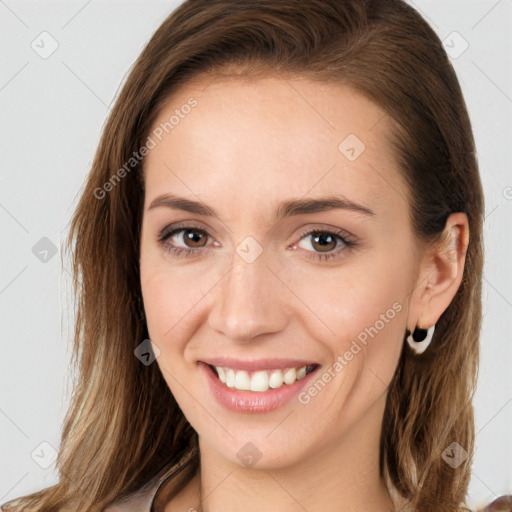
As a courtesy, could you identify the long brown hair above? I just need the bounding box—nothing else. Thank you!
[2,1,484,511]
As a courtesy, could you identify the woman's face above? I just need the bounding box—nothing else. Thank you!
[140,75,421,469]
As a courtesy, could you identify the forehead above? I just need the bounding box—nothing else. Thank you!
[143,75,409,221]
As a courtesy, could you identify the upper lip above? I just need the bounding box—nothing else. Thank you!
[199,357,318,371]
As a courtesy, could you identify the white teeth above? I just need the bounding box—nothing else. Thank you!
[226,368,236,388]
[213,365,311,392]
[217,366,226,383]
[296,366,306,380]
[269,370,284,389]
[251,371,269,392]
[283,368,296,385]
[234,370,251,391]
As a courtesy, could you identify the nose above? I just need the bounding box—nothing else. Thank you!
[207,250,288,343]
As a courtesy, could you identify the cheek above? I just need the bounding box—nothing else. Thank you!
[140,227,193,342]
[140,254,219,361]
[282,251,408,378]
[141,267,190,341]
[141,276,178,340]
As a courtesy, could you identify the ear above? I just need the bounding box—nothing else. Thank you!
[407,212,470,331]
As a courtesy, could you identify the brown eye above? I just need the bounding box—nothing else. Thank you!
[158,226,211,257]
[180,229,208,248]
[298,230,341,253]
[292,227,355,263]
[309,232,337,253]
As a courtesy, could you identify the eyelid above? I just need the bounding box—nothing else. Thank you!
[158,221,210,240]
[290,225,357,262]
[293,224,358,245]
[157,223,213,254]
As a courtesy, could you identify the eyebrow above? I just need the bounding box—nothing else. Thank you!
[147,193,375,221]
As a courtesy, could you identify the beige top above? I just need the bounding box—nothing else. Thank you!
[104,445,512,512]
[104,470,168,512]
[105,448,197,512]
[104,475,512,512]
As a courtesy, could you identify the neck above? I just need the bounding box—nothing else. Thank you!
[195,393,395,512]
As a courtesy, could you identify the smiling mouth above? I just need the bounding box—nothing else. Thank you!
[208,363,319,392]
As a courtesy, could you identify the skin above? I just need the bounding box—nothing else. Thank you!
[139,74,469,512]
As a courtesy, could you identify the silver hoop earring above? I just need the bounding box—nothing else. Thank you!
[406,325,435,354]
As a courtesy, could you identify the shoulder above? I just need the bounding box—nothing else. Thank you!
[477,495,512,511]
[104,476,162,512]
[108,446,199,512]
[104,490,155,512]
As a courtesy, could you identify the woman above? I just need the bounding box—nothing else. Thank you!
[2,0,509,511]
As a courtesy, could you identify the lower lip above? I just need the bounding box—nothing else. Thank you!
[198,362,319,414]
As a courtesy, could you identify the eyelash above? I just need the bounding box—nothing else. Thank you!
[157,224,356,262]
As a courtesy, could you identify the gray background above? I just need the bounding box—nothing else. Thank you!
[0,0,511,509]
